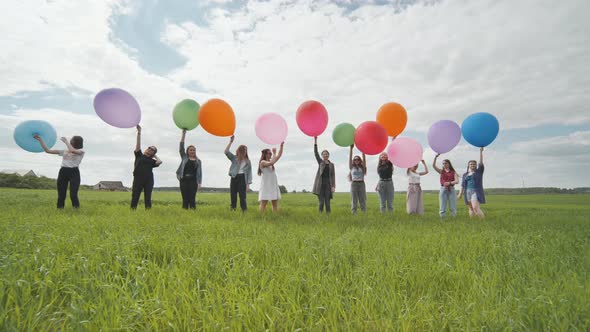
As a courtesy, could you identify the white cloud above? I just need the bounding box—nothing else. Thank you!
[164,0,590,131]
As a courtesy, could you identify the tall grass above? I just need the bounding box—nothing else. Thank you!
[1,188,589,330]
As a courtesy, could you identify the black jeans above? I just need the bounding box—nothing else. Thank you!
[180,177,197,209]
[230,174,247,211]
[131,175,154,209]
[57,167,80,208]
[318,181,332,214]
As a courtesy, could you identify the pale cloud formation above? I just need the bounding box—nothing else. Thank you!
[0,0,589,193]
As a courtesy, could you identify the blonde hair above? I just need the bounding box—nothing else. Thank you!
[236,145,249,162]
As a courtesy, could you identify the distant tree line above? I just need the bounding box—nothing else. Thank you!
[0,173,95,190]
[2,173,587,195]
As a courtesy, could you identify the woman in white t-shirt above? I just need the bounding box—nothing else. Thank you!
[406,160,428,215]
[34,135,85,208]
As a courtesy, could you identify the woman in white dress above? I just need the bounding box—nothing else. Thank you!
[257,142,284,212]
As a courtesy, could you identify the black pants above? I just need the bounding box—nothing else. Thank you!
[230,174,247,211]
[131,175,154,209]
[180,177,197,209]
[57,167,80,209]
[318,181,332,214]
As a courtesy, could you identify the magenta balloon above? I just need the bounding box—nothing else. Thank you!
[93,88,141,128]
[255,113,288,145]
[354,121,388,155]
[296,100,328,136]
[427,120,461,154]
[387,137,423,168]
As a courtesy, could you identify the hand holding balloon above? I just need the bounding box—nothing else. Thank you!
[14,120,57,153]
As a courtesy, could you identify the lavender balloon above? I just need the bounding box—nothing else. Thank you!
[427,120,461,154]
[93,88,141,128]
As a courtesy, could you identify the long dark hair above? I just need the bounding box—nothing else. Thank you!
[352,155,364,170]
[443,159,456,173]
[257,149,273,176]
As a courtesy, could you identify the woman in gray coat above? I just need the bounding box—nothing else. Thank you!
[313,136,335,214]
[177,129,202,209]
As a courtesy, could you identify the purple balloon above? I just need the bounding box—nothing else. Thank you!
[93,88,141,128]
[427,120,461,154]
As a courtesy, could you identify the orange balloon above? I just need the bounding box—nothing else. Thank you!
[198,98,236,137]
[376,102,407,137]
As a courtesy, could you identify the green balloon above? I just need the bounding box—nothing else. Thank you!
[332,122,356,147]
[173,99,200,130]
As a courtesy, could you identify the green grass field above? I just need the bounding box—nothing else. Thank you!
[1,188,589,331]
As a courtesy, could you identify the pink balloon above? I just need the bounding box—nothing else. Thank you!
[387,137,423,168]
[255,113,288,145]
[296,100,328,136]
[354,121,388,155]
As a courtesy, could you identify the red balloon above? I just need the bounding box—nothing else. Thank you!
[296,100,328,137]
[354,121,388,155]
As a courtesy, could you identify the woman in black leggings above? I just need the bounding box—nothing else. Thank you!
[176,129,202,209]
[34,135,85,208]
[131,125,162,209]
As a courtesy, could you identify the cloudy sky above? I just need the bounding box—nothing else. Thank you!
[1,0,589,191]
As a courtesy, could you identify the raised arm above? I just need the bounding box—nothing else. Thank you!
[272,142,284,164]
[224,135,234,154]
[418,159,429,176]
[362,153,367,175]
[314,137,321,164]
[33,135,60,154]
[135,125,141,152]
[60,137,83,155]
[432,154,442,174]
[179,129,186,157]
[261,142,285,167]
[479,147,484,166]
[348,145,353,169]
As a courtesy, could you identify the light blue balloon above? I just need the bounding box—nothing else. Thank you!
[461,112,499,147]
[13,120,57,153]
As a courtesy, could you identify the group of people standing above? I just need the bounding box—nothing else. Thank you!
[313,139,487,218]
[33,127,487,218]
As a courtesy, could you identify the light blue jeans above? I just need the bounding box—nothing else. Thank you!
[439,186,457,217]
[378,180,394,213]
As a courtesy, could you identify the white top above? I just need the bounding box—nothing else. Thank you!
[258,166,281,201]
[408,171,420,184]
[238,161,246,174]
[58,150,84,168]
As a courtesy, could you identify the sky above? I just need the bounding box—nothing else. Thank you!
[1,0,589,192]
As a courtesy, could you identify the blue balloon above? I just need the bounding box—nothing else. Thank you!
[461,112,499,147]
[13,120,57,153]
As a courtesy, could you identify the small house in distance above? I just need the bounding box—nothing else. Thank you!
[93,181,127,191]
